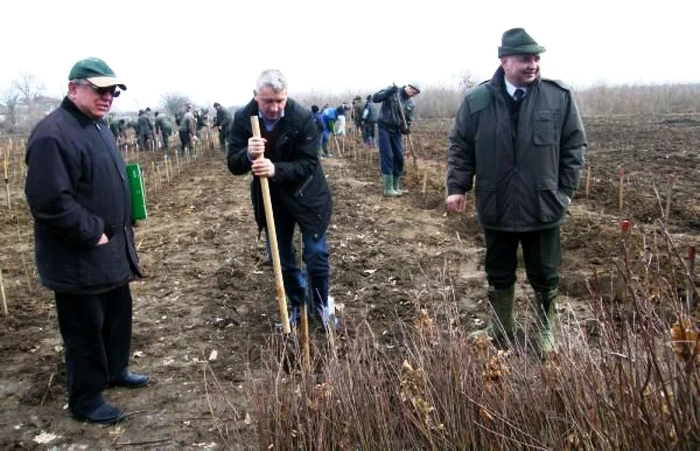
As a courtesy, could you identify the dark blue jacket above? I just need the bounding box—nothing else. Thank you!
[372,85,416,132]
[25,97,142,294]
[227,98,332,238]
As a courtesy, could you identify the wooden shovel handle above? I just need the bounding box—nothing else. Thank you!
[250,117,290,334]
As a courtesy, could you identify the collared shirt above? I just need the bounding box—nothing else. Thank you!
[504,78,528,100]
[258,110,284,132]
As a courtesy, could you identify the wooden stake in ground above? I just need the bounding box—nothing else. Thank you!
[585,162,591,198]
[665,173,677,221]
[0,268,7,316]
[618,167,625,211]
[615,219,631,302]
[687,245,696,311]
[164,155,170,183]
[251,116,290,334]
[4,147,10,210]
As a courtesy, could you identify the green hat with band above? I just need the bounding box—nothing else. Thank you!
[68,57,126,90]
[498,28,546,58]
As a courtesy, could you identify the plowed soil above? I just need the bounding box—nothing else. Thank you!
[1,113,699,449]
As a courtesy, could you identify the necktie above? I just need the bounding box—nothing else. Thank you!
[514,88,524,103]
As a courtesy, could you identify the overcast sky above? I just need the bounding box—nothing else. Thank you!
[2,0,697,112]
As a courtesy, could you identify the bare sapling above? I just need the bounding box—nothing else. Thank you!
[0,268,7,316]
[687,245,696,311]
[297,232,311,373]
[422,169,428,196]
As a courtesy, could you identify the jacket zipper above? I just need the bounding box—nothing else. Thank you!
[298,174,313,197]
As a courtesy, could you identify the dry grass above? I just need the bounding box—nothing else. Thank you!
[248,229,699,450]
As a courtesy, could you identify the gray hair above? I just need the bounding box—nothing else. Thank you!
[256,69,287,92]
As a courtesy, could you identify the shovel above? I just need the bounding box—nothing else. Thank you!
[395,88,419,172]
[250,117,311,372]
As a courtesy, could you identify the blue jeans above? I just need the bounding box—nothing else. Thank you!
[377,126,404,176]
[270,206,330,310]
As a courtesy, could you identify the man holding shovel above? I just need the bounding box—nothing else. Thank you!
[227,69,335,329]
[372,82,420,197]
[446,28,587,356]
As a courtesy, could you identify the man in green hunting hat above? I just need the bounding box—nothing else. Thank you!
[446,28,587,357]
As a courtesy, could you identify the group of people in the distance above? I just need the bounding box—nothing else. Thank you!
[105,101,233,158]
[23,27,585,424]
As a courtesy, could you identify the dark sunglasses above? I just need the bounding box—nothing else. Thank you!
[84,82,121,98]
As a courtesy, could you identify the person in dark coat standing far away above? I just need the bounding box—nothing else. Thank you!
[227,69,335,330]
[446,28,587,357]
[371,82,420,197]
[24,57,149,425]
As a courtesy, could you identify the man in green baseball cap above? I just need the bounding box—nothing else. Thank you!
[25,57,148,425]
[447,28,587,358]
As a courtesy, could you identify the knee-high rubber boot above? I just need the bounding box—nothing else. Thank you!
[468,285,515,341]
[535,289,558,357]
[383,174,399,197]
[392,176,403,196]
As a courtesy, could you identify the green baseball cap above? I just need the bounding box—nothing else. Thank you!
[498,28,546,58]
[68,57,126,90]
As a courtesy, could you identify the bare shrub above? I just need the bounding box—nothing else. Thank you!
[250,237,699,449]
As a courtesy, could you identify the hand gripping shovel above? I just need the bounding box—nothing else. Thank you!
[250,117,311,372]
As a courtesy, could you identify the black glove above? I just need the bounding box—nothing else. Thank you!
[401,126,410,135]
[388,85,399,96]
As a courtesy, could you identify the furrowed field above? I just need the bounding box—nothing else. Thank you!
[0,108,699,449]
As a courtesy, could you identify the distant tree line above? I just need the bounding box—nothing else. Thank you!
[2,70,698,136]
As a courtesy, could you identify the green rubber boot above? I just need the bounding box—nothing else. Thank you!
[392,175,403,196]
[468,285,515,342]
[382,174,400,197]
[535,289,558,358]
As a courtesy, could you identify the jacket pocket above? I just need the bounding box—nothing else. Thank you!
[476,180,499,224]
[537,177,566,223]
[533,111,556,146]
[79,234,130,286]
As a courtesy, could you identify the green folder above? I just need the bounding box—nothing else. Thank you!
[126,163,147,220]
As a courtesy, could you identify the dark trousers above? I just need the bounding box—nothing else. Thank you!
[138,134,153,151]
[55,285,133,415]
[484,227,561,292]
[363,122,376,147]
[377,126,404,176]
[218,128,228,151]
[161,130,171,151]
[179,130,192,155]
[270,204,330,311]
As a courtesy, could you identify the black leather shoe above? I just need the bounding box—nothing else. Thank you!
[110,371,150,388]
[72,402,124,424]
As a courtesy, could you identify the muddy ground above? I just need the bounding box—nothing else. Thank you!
[1,114,699,449]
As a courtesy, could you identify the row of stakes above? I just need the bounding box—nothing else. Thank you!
[0,129,218,317]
